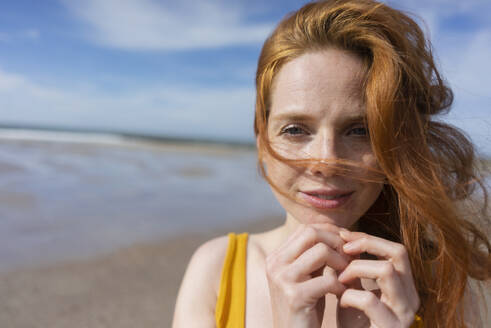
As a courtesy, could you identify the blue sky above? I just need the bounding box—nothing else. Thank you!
[0,0,490,155]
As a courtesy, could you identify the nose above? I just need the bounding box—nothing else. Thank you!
[306,133,341,177]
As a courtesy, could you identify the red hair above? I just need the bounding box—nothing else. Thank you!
[254,1,490,327]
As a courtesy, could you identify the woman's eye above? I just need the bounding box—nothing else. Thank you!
[281,125,307,136]
[348,126,368,136]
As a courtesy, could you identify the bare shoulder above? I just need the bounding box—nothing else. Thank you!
[187,235,230,278]
[172,235,230,328]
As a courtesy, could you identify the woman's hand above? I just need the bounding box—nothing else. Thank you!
[265,224,349,328]
[336,230,420,328]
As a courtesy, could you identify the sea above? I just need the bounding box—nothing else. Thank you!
[0,128,283,272]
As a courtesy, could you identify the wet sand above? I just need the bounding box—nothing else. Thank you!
[0,138,283,272]
[0,216,284,328]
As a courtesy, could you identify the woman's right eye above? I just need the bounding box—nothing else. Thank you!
[280,125,308,136]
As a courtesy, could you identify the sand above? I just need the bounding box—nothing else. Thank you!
[0,216,284,328]
[3,218,488,328]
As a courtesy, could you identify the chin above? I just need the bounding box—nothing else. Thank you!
[289,207,360,229]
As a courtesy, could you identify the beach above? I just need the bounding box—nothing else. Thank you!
[0,134,284,327]
[0,133,489,327]
[0,217,283,328]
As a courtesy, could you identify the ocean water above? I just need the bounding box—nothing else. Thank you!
[0,133,283,271]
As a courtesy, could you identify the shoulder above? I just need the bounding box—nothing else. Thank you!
[178,234,231,296]
[172,235,230,328]
[189,235,231,277]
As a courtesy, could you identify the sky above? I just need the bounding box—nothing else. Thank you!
[0,0,490,155]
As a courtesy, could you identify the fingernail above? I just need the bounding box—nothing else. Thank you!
[339,230,350,239]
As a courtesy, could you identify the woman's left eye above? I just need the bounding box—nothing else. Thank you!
[348,126,368,136]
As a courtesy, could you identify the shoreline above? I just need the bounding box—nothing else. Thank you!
[0,126,256,153]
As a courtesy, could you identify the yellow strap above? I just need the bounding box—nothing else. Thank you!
[411,314,423,328]
[215,233,248,328]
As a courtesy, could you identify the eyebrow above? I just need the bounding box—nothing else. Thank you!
[269,113,315,123]
[269,112,367,127]
[343,114,367,124]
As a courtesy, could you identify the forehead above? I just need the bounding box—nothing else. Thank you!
[269,49,366,118]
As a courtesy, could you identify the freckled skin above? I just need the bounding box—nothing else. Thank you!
[264,49,384,229]
[174,48,421,328]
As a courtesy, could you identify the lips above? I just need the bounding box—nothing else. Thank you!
[300,189,354,209]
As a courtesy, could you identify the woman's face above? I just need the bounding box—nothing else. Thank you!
[263,49,383,229]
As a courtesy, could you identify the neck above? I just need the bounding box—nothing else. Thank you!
[283,212,302,236]
[283,212,360,233]
[257,213,301,256]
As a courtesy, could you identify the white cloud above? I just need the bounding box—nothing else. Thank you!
[61,0,274,51]
[384,0,491,155]
[389,0,490,15]
[440,30,491,155]
[387,0,491,37]
[0,68,256,141]
[0,70,24,89]
[444,30,491,97]
[0,69,63,99]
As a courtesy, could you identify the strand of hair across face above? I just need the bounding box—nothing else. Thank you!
[254,1,490,327]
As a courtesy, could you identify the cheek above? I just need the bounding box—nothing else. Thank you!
[269,139,303,159]
[352,153,384,206]
[264,156,301,189]
[356,152,383,182]
[361,152,379,167]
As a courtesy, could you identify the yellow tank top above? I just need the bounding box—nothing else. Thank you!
[215,233,423,328]
[215,233,248,328]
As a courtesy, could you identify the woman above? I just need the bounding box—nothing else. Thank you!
[173,1,490,327]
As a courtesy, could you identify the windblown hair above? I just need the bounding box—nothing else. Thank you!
[253,1,490,327]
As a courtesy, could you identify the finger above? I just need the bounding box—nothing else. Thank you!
[270,224,307,258]
[340,232,412,280]
[338,260,414,316]
[340,231,419,310]
[310,223,351,256]
[298,270,346,299]
[290,242,349,279]
[339,289,397,328]
[340,231,409,268]
[278,226,346,264]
